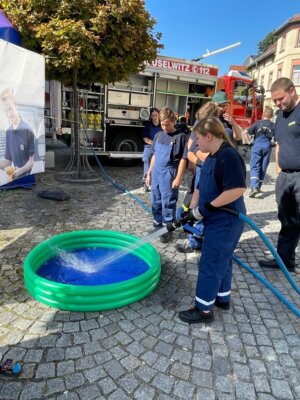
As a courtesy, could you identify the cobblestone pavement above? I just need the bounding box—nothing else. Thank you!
[0,142,299,400]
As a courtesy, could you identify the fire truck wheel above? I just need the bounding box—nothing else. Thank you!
[111,133,143,153]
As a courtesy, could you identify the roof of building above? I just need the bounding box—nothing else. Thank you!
[275,13,300,34]
[244,13,300,69]
[246,43,276,68]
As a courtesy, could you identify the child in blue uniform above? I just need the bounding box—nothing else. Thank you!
[146,107,187,243]
[179,117,246,323]
[142,108,161,192]
[244,106,275,197]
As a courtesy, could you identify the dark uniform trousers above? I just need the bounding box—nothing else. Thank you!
[275,170,300,269]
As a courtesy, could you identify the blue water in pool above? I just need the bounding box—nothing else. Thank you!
[37,247,149,286]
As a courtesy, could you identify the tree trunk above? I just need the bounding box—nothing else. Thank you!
[56,69,101,183]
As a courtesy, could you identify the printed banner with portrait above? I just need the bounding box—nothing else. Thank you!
[0,39,45,186]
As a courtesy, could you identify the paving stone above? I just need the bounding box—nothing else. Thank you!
[98,377,117,395]
[35,362,56,379]
[135,364,157,383]
[151,372,175,394]
[65,372,86,390]
[46,347,65,362]
[65,346,83,360]
[103,359,126,379]
[78,384,102,400]
[117,373,140,394]
[133,384,156,400]
[253,375,271,393]
[172,348,192,364]
[0,382,23,399]
[57,360,75,376]
[170,362,191,380]
[154,341,174,357]
[20,382,46,400]
[214,375,234,393]
[191,369,213,388]
[24,349,44,363]
[270,379,294,399]
[120,354,142,371]
[235,382,256,399]
[44,378,65,396]
[232,362,251,381]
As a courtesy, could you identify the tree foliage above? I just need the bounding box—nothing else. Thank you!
[1,0,163,83]
[257,30,277,55]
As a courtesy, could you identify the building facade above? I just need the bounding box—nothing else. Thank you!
[246,14,300,107]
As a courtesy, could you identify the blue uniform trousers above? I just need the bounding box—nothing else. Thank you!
[250,139,272,190]
[195,213,244,311]
[187,165,204,249]
[195,154,245,311]
[151,141,178,226]
[142,145,152,183]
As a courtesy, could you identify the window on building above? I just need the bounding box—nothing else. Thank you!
[297,30,300,47]
[260,75,264,87]
[277,68,282,79]
[292,65,300,85]
[280,35,286,51]
[267,72,273,90]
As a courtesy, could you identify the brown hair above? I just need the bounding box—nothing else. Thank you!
[194,117,235,147]
[0,88,15,103]
[263,106,274,119]
[195,102,219,121]
[159,107,176,123]
[270,77,295,93]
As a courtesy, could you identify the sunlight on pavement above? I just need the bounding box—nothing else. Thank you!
[0,227,32,252]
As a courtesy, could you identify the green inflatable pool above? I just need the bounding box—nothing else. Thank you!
[24,230,161,311]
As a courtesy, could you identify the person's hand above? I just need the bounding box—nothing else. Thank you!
[223,113,235,125]
[145,173,151,187]
[172,177,180,189]
[12,167,22,179]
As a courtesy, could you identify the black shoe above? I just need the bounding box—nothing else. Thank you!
[160,231,172,243]
[259,259,296,272]
[175,243,198,253]
[249,188,259,198]
[178,307,214,324]
[214,298,230,310]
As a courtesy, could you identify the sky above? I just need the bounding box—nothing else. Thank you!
[145,0,300,75]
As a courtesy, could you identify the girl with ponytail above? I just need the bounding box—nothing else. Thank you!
[178,117,247,324]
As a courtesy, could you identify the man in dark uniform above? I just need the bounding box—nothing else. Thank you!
[259,78,300,272]
[0,88,35,179]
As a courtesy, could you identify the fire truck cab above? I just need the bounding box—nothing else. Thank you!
[216,70,264,129]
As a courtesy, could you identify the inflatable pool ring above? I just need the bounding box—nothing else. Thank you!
[24,230,161,311]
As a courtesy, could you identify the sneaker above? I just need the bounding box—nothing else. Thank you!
[258,258,296,272]
[160,231,172,243]
[249,188,259,198]
[179,307,214,324]
[175,243,199,253]
[214,298,230,310]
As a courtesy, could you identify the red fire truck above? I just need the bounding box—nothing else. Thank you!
[216,70,264,130]
[57,56,263,159]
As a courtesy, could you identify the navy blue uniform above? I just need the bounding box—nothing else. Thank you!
[5,119,35,170]
[151,130,187,225]
[142,121,161,183]
[195,142,246,310]
[248,119,275,191]
[273,102,300,270]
